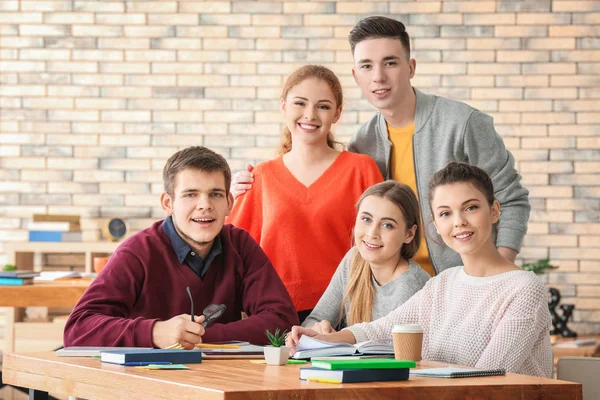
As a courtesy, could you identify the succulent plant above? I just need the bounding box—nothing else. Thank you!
[265,328,287,347]
[2,264,16,271]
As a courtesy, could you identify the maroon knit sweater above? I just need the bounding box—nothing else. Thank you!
[64,221,298,346]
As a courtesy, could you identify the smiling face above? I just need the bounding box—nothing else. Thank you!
[431,182,500,258]
[160,168,233,258]
[352,38,415,115]
[354,195,417,268]
[280,77,342,148]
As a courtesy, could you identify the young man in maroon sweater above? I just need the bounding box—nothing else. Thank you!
[64,146,298,348]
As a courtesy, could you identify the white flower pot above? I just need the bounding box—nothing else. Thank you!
[263,346,290,365]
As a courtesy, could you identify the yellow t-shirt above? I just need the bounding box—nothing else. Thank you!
[388,122,435,276]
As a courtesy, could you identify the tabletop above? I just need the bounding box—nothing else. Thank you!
[2,352,582,400]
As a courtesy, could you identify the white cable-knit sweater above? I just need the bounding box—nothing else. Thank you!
[346,267,553,377]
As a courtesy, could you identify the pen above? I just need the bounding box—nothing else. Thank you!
[195,344,241,349]
[121,361,171,366]
[306,377,342,384]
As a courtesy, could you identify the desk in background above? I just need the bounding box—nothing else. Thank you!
[2,352,582,400]
[0,283,90,354]
[553,335,600,366]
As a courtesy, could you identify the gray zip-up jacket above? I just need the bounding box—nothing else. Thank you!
[348,88,530,274]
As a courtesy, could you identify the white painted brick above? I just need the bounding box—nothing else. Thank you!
[47,61,97,73]
[98,38,149,49]
[73,195,124,206]
[44,12,93,24]
[72,122,122,134]
[0,134,45,145]
[0,12,42,24]
[76,98,127,110]
[100,87,152,98]
[47,134,97,146]
[0,85,45,96]
[47,157,98,169]
[48,110,99,121]
[19,49,70,60]
[125,171,162,183]
[73,1,124,12]
[72,74,123,86]
[73,170,124,182]
[153,111,204,123]
[100,183,151,194]
[177,75,228,87]
[99,134,151,146]
[126,50,176,62]
[176,123,227,135]
[125,147,178,158]
[74,146,126,158]
[128,75,176,86]
[96,13,145,25]
[125,123,175,135]
[20,24,70,36]
[0,181,46,193]
[101,111,151,122]
[0,61,45,72]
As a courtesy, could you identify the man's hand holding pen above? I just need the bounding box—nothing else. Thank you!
[151,314,206,350]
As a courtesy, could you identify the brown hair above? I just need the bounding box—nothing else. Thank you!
[348,16,411,59]
[278,64,343,155]
[341,180,421,326]
[162,146,231,197]
[428,162,495,214]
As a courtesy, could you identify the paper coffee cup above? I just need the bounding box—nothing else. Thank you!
[392,324,423,361]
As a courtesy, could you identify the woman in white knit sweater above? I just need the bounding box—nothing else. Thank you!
[287,162,553,378]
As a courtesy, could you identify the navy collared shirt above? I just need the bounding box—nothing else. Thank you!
[162,216,222,279]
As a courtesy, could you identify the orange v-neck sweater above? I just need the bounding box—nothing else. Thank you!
[227,151,383,311]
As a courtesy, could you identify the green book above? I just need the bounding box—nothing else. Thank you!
[311,358,416,370]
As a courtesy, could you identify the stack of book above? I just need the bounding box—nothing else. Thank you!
[0,270,39,286]
[300,358,416,384]
[28,214,82,242]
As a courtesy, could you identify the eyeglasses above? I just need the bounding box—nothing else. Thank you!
[186,286,227,327]
[167,288,228,350]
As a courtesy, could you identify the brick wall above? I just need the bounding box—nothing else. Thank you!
[0,0,598,334]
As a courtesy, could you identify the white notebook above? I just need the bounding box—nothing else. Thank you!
[292,336,394,359]
[57,347,152,357]
[410,367,506,378]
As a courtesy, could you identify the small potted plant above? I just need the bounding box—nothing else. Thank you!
[263,328,290,365]
[521,259,558,275]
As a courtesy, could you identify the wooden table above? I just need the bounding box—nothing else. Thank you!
[2,352,582,400]
[0,283,90,353]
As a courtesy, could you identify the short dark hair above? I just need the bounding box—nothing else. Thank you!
[428,162,495,212]
[348,16,411,59]
[162,146,231,197]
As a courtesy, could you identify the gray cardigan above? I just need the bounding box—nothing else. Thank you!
[302,247,430,329]
[348,88,530,274]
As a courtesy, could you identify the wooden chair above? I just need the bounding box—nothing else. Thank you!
[557,356,600,400]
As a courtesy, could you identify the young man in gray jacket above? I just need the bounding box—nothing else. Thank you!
[232,16,529,276]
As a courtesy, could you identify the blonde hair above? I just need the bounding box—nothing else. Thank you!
[278,65,343,155]
[340,181,421,326]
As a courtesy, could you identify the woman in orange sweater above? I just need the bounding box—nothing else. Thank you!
[227,65,383,322]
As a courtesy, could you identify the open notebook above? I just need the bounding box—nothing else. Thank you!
[292,336,394,359]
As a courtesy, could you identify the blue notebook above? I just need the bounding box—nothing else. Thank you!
[300,367,410,383]
[0,277,33,286]
[100,349,202,365]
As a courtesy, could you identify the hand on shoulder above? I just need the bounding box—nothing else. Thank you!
[231,164,254,198]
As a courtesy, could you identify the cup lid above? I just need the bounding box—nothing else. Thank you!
[392,324,423,333]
